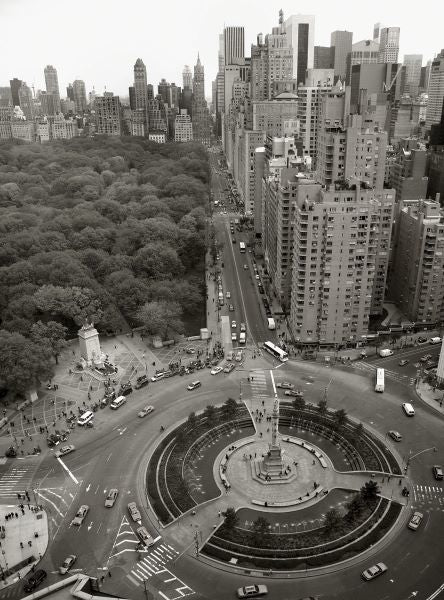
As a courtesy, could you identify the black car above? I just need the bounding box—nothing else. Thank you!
[5,446,17,458]
[24,569,47,592]
[134,375,149,389]
[119,382,133,396]
[46,434,60,447]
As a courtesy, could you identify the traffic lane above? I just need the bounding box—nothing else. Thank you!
[366,345,440,374]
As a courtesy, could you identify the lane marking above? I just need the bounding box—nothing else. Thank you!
[56,458,79,484]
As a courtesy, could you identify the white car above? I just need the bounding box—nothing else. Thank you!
[54,444,75,458]
[71,505,89,526]
[211,366,223,375]
[243,264,248,270]
[361,562,388,581]
[128,502,141,522]
[105,488,119,507]
[138,405,155,418]
[150,373,165,382]
[237,585,268,598]
[408,511,423,531]
[276,382,294,389]
[59,554,77,575]
[255,274,260,280]
[240,323,246,332]
[231,321,237,329]
[226,291,231,299]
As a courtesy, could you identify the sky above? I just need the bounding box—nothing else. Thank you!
[0,0,443,99]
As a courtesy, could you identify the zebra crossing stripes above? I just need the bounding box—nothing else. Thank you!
[0,465,35,498]
[412,484,444,509]
[353,362,415,385]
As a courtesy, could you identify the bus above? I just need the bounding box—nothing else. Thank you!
[239,242,246,253]
[263,341,288,362]
[375,368,385,392]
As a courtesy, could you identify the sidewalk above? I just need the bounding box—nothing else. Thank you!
[0,504,48,590]
[416,380,444,415]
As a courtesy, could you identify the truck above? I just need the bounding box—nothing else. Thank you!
[379,348,394,358]
[267,317,276,330]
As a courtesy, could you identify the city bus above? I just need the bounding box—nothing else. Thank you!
[239,242,246,253]
[263,341,288,362]
[375,368,385,392]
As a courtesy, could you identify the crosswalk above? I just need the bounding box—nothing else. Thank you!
[248,369,269,399]
[0,463,36,499]
[353,361,416,385]
[412,484,444,510]
[128,543,180,582]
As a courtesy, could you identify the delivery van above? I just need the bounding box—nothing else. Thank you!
[379,348,394,358]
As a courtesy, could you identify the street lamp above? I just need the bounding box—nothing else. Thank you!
[405,446,438,472]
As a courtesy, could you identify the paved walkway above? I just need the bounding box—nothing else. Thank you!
[0,504,48,590]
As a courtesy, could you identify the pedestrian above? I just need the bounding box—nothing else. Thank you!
[108,571,112,578]
[15,512,18,518]
[218,510,221,517]
[101,575,105,583]
[398,479,402,486]
[312,459,315,465]
[262,400,265,406]
[28,540,32,547]
[20,542,24,548]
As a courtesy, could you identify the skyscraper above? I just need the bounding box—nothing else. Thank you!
[158,79,171,106]
[223,26,245,65]
[95,92,121,136]
[284,14,315,84]
[44,65,61,112]
[426,50,444,129]
[192,55,211,146]
[66,84,74,101]
[72,80,87,113]
[403,55,423,96]
[378,27,400,63]
[133,58,148,111]
[18,82,34,120]
[182,65,192,90]
[9,78,22,107]
[331,30,353,80]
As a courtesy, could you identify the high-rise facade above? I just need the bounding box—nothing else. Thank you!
[289,184,394,345]
[18,82,34,120]
[191,55,211,146]
[95,92,121,136]
[223,27,245,65]
[174,109,193,142]
[378,27,400,63]
[347,39,380,82]
[72,80,87,113]
[330,30,353,80]
[389,201,444,324]
[158,79,171,106]
[314,46,334,70]
[284,14,315,84]
[182,65,192,90]
[426,50,444,129]
[389,139,428,201]
[9,78,22,107]
[403,55,422,97]
[133,59,148,111]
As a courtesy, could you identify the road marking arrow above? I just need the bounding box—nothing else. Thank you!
[87,521,93,531]
[86,484,91,492]
[119,427,127,435]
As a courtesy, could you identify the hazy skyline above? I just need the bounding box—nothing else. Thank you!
[1,0,443,99]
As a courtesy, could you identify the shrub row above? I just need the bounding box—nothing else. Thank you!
[146,432,176,525]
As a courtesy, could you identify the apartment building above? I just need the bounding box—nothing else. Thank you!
[289,182,395,346]
[95,92,121,136]
[174,109,193,142]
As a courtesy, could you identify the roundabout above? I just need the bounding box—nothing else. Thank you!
[145,381,406,573]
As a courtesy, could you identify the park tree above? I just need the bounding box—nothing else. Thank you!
[222,398,238,420]
[292,396,306,411]
[30,320,68,364]
[317,397,328,416]
[252,516,270,544]
[134,243,184,279]
[352,422,364,441]
[34,285,103,325]
[223,507,238,530]
[136,301,184,339]
[323,508,342,533]
[203,405,217,426]
[333,408,348,429]
[0,330,54,394]
[345,494,364,522]
[360,480,380,504]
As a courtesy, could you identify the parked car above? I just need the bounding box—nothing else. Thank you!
[150,372,165,382]
[231,321,237,328]
[276,382,294,389]
[55,444,75,458]
[138,405,155,417]
[417,336,428,344]
[134,375,149,389]
[229,304,235,312]
[361,562,388,581]
[388,430,402,442]
[128,501,141,522]
[224,363,235,373]
[432,465,443,480]
[105,488,119,508]
[398,359,409,366]
[284,390,304,398]
[59,554,77,575]
[71,505,89,526]
[237,585,268,599]
[23,569,47,592]
[408,511,423,531]
[226,291,231,299]
[420,354,432,362]
[240,323,246,332]
[47,433,61,447]
[243,264,248,270]
[231,332,237,342]
[211,366,223,375]
[186,347,195,354]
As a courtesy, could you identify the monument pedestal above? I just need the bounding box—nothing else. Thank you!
[78,322,106,368]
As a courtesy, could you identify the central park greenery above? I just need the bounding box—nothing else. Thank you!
[0,137,209,396]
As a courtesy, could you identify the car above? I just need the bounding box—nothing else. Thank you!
[226,291,231,299]
[59,554,77,575]
[432,465,444,480]
[23,569,47,592]
[276,382,294,389]
[128,501,141,522]
[150,372,165,382]
[237,584,268,598]
[240,323,246,332]
[211,366,223,375]
[138,405,155,418]
[229,304,235,311]
[105,488,119,507]
[136,526,157,547]
[361,562,388,581]
[71,505,89,526]
[47,433,61,447]
[408,511,424,531]
[186,347,195,354]
[232,238,236,244]
[402,402,415,416]
[388,430,402,442]
[420,354,432,362]
[5,446,17,458]
[255,274,260,280]
[284,390,304,398]
[398,359,409,366]
[243,264,248,270]
[226,351,234,361]
[417,336,428,344]
[134,375,149,389]
[54,444,75,458]
[231,321,237,328]
[231,332,237,342]
[235,350,243,362]
[224,362,235,373]
[187,380,201,390]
